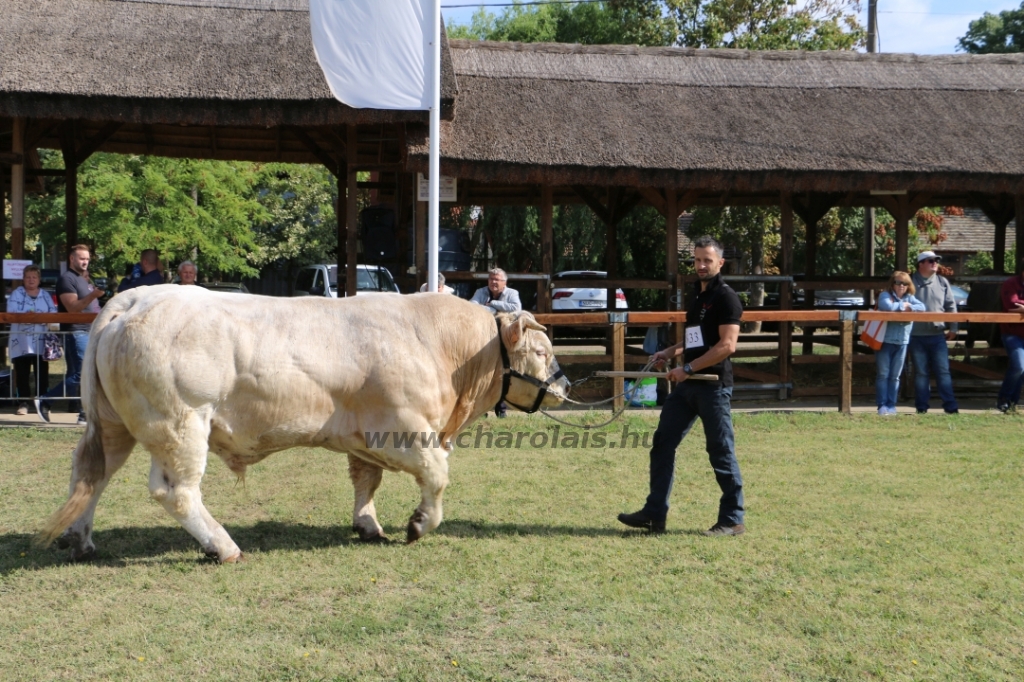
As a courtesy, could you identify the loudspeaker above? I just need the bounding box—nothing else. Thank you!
[361,206,397,260]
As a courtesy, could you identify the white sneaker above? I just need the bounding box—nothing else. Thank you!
[76,414,87,426]
[15,403,28,416]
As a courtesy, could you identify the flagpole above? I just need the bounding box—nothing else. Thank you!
[427,0,441,294]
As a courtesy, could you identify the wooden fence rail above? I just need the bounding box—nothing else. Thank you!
[3,310,1022,414]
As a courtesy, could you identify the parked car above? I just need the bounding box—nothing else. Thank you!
[794,288,865,308]
[294,264,400,297]
[949,284,968,310]
[551,271,627,311]
[200,282,250,294]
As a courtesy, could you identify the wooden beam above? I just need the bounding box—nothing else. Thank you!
[1016,194,1024,274]
[76,122,123,163]
[610,189,643,225]
[665,189,678,312]
[571,186,611,225]
[289,126,341,178]
[637,186,666,216]
[612,320,625,411]
[0,152,23,165]
[839,319,854,413]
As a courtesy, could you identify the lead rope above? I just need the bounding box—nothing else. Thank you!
[536,359,658,430]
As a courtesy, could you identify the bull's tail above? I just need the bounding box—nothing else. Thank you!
[35,310,112,546]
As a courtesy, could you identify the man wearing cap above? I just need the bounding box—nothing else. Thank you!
[909,251,959,414]
[995,257,1024,412]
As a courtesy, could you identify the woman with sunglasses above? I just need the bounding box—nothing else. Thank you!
[875,272,926,415]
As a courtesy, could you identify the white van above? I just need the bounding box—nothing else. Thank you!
[294,264,400,297]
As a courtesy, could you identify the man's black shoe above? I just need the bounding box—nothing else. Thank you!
[617,510,665,533]
[916,408,928,414]
[944,409,960,415]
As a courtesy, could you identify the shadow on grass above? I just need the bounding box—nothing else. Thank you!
[0,517,698,573]
[433,518,700,539]
[0,521,382,574]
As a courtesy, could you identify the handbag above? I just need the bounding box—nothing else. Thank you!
[42,333,64,362]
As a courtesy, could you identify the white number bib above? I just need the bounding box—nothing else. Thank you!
[684,325,704,350]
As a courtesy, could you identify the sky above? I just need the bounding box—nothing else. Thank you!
[440,0,1021,54]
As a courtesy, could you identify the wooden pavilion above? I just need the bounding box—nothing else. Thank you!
[3,0,1024,398]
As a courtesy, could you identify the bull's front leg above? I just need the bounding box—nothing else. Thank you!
[407,448,449,544]
[347,454,387,542]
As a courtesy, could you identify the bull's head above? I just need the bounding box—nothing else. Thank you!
[497,312,570,412]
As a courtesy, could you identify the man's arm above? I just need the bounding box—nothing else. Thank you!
[59,289,103,313]
[943,280,959,336]
[490,288,522,313]
[469,288,489,306]
[667,324,739,382]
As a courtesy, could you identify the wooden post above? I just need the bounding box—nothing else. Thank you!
[779,193,793,399]
[839,317,854,414]
[540,185,554,314]
[61,123,79,256]
[894,197,910,273]
[605,188,619,313]
[802,212,817,355]
[665,189,678,309]
[995,219,1008,274]
[612,319,625,412]
[345,125,359,297]
[1016,195,1024,272]
[10,118,25,260]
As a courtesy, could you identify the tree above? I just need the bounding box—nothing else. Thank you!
[26,151,268,280]
[449,1,865,309]
[959,2,1024,53]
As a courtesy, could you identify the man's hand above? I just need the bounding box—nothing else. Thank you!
[650,349,673,368]
[667,366,689,382]
[945,330,957,341]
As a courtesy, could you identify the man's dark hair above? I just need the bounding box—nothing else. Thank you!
[693,235,724,258]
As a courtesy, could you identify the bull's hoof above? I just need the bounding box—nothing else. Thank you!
[220,552,244,564]
[69,547,96,562]
[56,531,77,550]
[406,510,426,544]
[358,532,391,544]
[204,549,244,564]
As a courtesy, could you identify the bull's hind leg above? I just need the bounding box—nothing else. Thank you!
[406,447,450,544]
[145,414,242,563]
[60,422,137,561]
[348,454,387,542]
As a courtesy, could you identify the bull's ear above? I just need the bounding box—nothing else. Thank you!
[522,314,546,333]
[501,315,525,348]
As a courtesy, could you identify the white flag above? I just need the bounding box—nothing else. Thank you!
[309,0,432,111]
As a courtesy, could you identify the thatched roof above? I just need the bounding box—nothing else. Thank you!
[408,40,1024,194]
[926,208,1016,255]
[0,0,457,127]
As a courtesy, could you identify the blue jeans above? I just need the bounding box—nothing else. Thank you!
[908,334,958,412]
[42,331,89,414]
[875,342,908,410]
[998,334,1024,406]
[643,381,744,526]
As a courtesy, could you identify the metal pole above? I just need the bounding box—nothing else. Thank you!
[427,0,441,294]
[867,0,878,53]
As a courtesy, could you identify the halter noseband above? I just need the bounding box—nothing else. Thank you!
[496,316,566,414]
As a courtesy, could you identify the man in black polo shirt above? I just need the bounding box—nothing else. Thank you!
[618,235,746,536]
[36,244,107,425]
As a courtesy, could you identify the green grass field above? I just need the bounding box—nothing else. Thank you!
[2,412,1023,681]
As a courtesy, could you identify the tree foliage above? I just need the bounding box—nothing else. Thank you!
[959,2,1024,53]
[450,0,864,50]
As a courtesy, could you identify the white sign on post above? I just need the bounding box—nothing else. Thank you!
[417,173,457,202]
[2,259,33,280]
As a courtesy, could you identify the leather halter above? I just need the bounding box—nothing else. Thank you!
[496,316,566,414]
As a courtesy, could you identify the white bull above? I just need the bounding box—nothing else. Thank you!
[38,286,568,562]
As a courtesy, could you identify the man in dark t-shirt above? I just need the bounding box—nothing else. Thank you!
[618,235,746,537]
[117,249,163,291]
[37,244,106,425]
